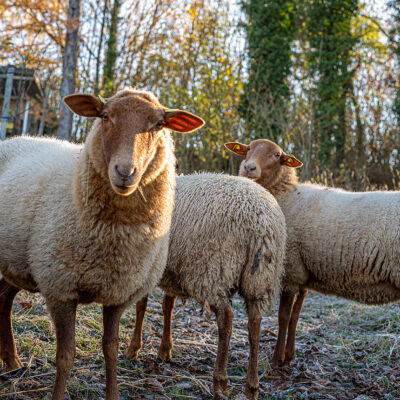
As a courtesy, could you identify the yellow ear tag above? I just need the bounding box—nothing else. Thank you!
[288,157,293,163]
[233,144,241,150]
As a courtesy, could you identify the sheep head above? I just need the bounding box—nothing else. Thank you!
[64,90,204,196]
[225,139,302,186]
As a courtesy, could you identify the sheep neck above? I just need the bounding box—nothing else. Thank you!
[257,166,298,203]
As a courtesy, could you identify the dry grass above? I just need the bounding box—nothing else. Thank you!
[0,289,399,399]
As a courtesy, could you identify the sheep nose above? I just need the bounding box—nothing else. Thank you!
[245,162,256,172]
[116,165,136,179]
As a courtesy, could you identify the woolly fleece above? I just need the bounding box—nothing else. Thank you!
[159,173,287,313]
[248,166,400,304]
[0,90,176,307]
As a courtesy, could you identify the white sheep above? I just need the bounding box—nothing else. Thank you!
[0,88,204,400]
[226,139,400,368]
[125,172,286,400]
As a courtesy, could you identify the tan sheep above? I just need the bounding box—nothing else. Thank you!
[226,139,400,368]
[125,173,286,400]
[0,88,204,400]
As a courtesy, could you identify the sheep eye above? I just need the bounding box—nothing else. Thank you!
[151,121,164,132]
[247,146,250,151]
[102,113,108,121]
[275,152,280,158]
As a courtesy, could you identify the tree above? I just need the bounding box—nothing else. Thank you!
[152,1,244,174]
[103,0,120,96]
[306,0,359,173]
[240,0,298,141]
[389,0,400,134]
[57,0,81,140]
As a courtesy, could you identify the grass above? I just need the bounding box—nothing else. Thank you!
[0,289,399,399]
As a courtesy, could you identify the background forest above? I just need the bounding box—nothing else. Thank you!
[1,0,399,189]
[1,3,400,399]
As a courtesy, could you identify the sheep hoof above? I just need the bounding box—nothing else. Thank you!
[1,362,24,377]
[124,347,140,361]
[5,359,24,372]
[284,350,295,363]
[269,355,285,368]
[283,358,293,367]
[213,391,229,400]
[157,348,172,362]
[213,388,229,400]
[212,376,228,399]
[245,382,259,399]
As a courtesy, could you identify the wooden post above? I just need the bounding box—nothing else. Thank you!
[38,87,50,136]
[0,66,15,141]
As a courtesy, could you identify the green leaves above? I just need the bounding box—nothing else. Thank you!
[240,0,298,140]
[306,0,359,171]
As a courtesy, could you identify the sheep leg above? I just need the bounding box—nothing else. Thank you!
[103,304,126,400]
[245,300,261,400]
[212,304,233,398]
[0,279,22,371]
[48,300,77,400]
[284,289,308,364]
[270,290,296,368]
[158,294,176,362]
[125,296,148,360]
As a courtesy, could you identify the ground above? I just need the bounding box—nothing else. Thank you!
[0,289,399,400]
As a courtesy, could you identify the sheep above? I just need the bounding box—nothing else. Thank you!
[0,88,204,400]
[125,172,287,399]
[225,139,400,368]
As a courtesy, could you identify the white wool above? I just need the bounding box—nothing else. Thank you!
[279,182,400,303]
[160,172,287,313]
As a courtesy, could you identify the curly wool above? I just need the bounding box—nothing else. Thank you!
[0,90,176,307]
[258,167,400,304]
[159,173,287,313]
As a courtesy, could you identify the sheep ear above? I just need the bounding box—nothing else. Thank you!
[281,153,303,168]
[164,109,205,133]
[225,142,248,156]
[63,94,104,117]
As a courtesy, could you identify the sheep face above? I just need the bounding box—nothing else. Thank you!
[64,90,204,196]
[225,139,302,186]
[99,94,167,196]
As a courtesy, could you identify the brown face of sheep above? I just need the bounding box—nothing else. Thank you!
[225,139,302,185]
[64,93,205,196]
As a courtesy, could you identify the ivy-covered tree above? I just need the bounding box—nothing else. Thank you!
[389,0,400,130]
[306,0,359,172]
[240,0,298,141]
[103,0,120,96]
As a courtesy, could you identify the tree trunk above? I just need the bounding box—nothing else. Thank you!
[38,87,51,136]
[103,0,120,97]
[57,0,81,141]
[94,0,109,96]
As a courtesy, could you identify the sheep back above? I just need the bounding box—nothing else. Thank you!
[0,137,79,291]
[160,173,286,313]
[281,183,400,304]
